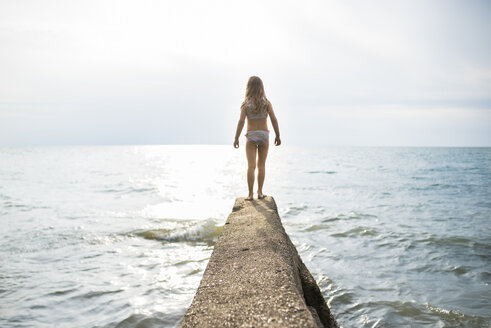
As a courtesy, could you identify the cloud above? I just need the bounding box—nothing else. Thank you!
[0,0,490,146]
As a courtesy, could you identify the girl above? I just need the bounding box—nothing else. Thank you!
[234,76,281,200]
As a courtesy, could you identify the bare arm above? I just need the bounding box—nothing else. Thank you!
[234,107,247,148]
[269,106,281,146]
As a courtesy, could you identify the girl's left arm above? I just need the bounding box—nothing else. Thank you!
[234,107,247,148]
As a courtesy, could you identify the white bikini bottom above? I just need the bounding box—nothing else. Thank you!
[245,130,269,147]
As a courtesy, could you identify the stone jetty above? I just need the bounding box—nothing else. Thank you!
[180,196,338,328]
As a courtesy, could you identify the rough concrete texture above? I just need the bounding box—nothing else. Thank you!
[180,197,338,328]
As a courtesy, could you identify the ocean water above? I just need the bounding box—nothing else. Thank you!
[0,145,490,328]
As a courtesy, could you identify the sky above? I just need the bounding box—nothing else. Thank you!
[0,0,490,146]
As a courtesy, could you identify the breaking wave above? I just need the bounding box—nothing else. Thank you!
[134,218,222,244]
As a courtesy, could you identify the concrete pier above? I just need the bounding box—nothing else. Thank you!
[180,197,338,328]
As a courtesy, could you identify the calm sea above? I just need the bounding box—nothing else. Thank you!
[0,145,490,328]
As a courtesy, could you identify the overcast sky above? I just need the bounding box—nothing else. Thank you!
[1,0,490,146]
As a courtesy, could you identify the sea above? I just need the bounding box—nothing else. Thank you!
[0,145,490,328]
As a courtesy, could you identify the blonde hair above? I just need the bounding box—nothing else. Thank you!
[241,76,271,116]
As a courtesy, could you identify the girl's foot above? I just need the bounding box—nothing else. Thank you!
[258,193,266,199]
[245,195,254,201]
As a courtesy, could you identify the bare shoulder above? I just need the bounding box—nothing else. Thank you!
[240,101,247,111]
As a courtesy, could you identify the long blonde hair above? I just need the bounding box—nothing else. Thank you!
[241,76,271,115]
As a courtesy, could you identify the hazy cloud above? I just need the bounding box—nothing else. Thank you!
[1,0,490,146]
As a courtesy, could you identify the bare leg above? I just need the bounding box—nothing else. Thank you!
[245,140,257,199]
[257,141,269,198]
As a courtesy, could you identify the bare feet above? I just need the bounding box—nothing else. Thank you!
[258,193,266,199]
[245,195,254,201]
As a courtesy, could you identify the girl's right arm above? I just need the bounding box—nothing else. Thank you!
[269,106,281,146]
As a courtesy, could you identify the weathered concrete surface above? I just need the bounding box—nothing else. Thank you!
[180,197,338,328]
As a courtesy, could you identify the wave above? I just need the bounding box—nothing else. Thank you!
[99,185,157,195]
[70,289,124,300]
[2,201,50,212]
[425,303,487,327]
[282,204,309,216]
[322,217,342,223]
[331,226,379,238]
[134,218,222,244]
[307,170,337,174]
[322,212,377,223]
[304,224,331,232]
[45,288,78,297]
[413,235,491,252]
[330,298,488,327]
[97,312,183,328]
